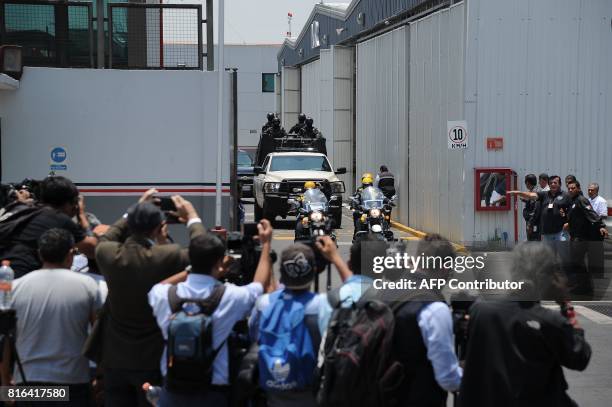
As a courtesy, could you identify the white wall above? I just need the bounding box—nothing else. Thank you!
[301,59,321,126]
[409,4,465,242]
[462,0,612,242]
[0,67,230,184]
[356,27,410,225]
[223,45,281,147]
[281,66,301,128]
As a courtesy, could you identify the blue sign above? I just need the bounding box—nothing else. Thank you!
[50,147,67,163]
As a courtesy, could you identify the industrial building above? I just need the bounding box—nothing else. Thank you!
[278,0,612,243]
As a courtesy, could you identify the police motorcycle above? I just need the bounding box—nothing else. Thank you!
[351,186,395,242]
[288,182,337,291]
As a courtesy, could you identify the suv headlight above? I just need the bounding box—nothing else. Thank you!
[330,181,345,194]
[264,183,281,193]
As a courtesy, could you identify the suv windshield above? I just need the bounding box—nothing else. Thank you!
[238,150,253,167]
[269,156,331,172]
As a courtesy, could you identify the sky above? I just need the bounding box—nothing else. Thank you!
[165,0,350,45]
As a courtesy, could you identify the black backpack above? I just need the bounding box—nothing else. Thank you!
[166,284,226,393]
[316,288,405,407]
[0,203,47,253]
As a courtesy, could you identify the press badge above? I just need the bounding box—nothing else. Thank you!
[548,203,554,209]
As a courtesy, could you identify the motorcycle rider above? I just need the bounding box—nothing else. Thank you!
[351,174,374,235]
[289,113,307,135]
[295,181,318,240]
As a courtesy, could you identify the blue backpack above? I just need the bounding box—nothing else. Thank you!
[258,289,317,392]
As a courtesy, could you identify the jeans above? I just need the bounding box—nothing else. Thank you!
[103,368,162,407]
[159,387,229,407]
[542,231,567,241]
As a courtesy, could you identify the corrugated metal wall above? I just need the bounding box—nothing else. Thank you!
[408,4,465,242]
[300,60,322,126]
[280,66,300,128]
[462,0,612,243]
[356,26,410,225]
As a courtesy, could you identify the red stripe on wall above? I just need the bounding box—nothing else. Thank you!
[79,188,231,193]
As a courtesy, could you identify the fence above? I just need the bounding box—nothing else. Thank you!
[0,0,94,68]
[108,2,203,70]
[0,0,213,70]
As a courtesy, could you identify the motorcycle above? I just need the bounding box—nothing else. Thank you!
[351,186,395,242]
[288,188,337,291]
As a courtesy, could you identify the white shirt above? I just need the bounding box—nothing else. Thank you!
[588,195,608,217]
[148,274,263,385]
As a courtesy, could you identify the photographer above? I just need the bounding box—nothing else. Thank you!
[0,176,98,278]
[147,219,274,406]
[5,228,103,404]
[457,243,592,407]
[95,190,205,407]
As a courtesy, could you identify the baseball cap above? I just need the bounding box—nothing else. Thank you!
[280,244,316,290]
[127,202,164,234]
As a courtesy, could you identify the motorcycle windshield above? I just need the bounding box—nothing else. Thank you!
[303,189,329,212]
[361,186,385,209]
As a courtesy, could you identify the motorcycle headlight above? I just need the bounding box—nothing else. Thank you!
[371,224,383,233]
[264,182,281,193]
[369,208,381,218]
[330,181,345,194]
[310,211,324,223]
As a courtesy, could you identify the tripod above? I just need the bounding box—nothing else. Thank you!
[0,309,27,385]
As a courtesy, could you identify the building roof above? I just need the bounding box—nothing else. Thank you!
[278,0,447,68]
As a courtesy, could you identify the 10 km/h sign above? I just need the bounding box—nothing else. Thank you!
[447,121,468,149]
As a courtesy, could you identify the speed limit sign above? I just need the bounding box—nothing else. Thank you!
[447,121,468,149]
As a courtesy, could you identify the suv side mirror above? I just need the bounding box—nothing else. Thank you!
[253,166,264,175]
[335,167,347,175]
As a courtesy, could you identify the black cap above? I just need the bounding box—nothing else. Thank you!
[127,202,164,234]
[280,244,316,290]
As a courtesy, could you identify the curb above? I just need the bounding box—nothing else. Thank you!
[390,221,468,254]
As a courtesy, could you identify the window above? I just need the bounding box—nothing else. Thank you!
[269,156,332,172]
[311,20,320,48]
[262,73,275,93]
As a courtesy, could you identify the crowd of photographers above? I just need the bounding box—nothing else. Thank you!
[0,176,594,407]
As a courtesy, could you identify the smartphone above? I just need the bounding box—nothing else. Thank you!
[158,197,177,211]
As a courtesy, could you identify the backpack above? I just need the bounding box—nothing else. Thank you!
[258,289,317,392]
[316,288,405,407]
[0,203,47,253]
[166,284,226,393]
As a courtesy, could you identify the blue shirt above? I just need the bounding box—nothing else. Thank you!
[417,302,463,392]
[148,274,263,385]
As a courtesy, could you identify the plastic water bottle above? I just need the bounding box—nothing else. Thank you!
[0,260,14,310]
[142,383,161,406]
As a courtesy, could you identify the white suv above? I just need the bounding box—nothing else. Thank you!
[253,152,346,226]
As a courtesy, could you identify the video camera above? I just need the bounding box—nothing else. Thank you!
[224,222,277,286]
[0,178,43,208]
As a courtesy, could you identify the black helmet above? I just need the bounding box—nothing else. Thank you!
[272,117,281,127]
[298,113,306,123]
[267,112,275,122]
[305,117,314,127]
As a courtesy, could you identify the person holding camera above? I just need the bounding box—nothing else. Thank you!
[147,219,274,406]
[4,228,103,404]
[457,243,592,407]
[95,189,205,407]
[0,176,98,278]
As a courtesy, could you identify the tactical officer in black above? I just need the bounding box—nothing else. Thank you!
[299,117,321,139]
[288,113,307,135]
[262,112,275,134]
[268,117,287,138]
[564,180,608,295]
